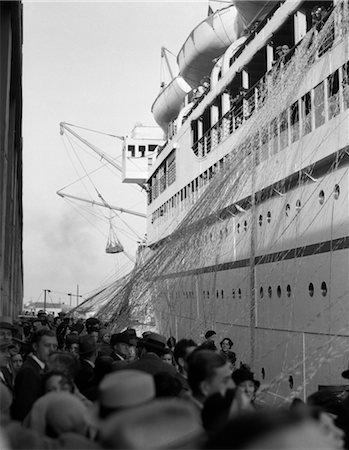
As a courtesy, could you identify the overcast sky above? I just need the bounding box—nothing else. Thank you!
[22,1,207,307]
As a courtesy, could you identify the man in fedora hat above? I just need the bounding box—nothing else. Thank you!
[75,334,98,401]
[110,331,137,362]
[125,332,178,378]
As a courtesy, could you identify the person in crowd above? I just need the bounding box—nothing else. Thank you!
[42,370,74,394]
[153,372,183,398]
[161,348,175,366]
[65,333,79,355]
[94,370,155,423]
[94,355,114,385]
[219,337,237,368]
[75,335,98,401]
[187,349,234,412]
[56,316,72,349]
[173,338,197,379]
[166,336,176,352]
[110,331,137,361]
[99,398,203,450]
[0,351,23,392]
[204,407,342,449]
[97,328,112,357]
[203,330,218,350]
[11,329,58,421]
[125,332,178,378]
[88,327,99,345]
[232,367,260,407]
[0,316,18,366]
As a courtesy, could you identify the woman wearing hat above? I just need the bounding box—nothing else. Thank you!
[232,368,261,408]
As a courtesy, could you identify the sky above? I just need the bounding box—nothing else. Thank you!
[22,0,207,307]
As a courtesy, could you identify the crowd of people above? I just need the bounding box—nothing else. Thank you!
[0,312,348,449]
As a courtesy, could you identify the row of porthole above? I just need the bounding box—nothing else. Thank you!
[260,281,328,299]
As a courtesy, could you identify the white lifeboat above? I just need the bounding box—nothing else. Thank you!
[151,76,191,133]
[177,6,243,88]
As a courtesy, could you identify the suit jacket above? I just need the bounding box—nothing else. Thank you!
[11,356,43,421]
[75,359,97,401]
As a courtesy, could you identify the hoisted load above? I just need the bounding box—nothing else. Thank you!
[106,219,124,254]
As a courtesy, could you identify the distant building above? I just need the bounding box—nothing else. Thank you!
[0,2,23,318]
[23,301,73,317]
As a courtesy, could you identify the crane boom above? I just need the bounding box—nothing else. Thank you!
[60,122,123,173]
[57,191,146,218]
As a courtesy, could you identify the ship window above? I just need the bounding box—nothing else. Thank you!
[279,110,288,150]
[238,288,242,299]
[139,145,146,157]
[127,145,135,157]
[261,367,266,379]
[260,286,264,299]
[148,144,157,152]
[258,215,263,226]
[342,63,349,110]
[285,203,291,216]
[237,223,240,233]
[301,92,312,136]
[289,375,294,389]
[232,289,236,299]
[277,285,282,298]
[207,291,210,299]
[286,284,291,297]
[290,101,300,143]
[203,291,206,299]
[267,211,271,223]
[319,190,325,205]
[328,70,340,120]
[314,81,325,128]
[321,281,327,296]
[216,290,219,299]
[308,282,314,297]
[334,184,340,199]
[221,290,224,299]
[268,286,272,298]
[270,118,279,155]
[296,199,301,211]
[243,220,247,231]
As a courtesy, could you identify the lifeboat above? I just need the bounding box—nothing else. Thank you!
[177,6,242,88]
[151,76,191,133]
[233,1,276,30]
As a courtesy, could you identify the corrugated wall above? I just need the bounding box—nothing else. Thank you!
[0,2,23,318]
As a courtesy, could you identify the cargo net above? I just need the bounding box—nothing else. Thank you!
[89,3,348,402]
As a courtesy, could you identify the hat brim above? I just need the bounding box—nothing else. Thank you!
[139,339,167,353]
[341,370,349,379]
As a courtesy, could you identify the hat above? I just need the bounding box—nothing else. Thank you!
[139,332,167,353]
[65,334,79,347]
[0,316,17,332]
[99,370,155,409]
[79,335,97,355]
[100,398,203,449]
[232,368,260,389]
[110,331,137,347]
[204,330,216,339]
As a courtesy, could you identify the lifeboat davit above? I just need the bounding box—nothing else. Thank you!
[151,76,191,133]
[177,6,243,88]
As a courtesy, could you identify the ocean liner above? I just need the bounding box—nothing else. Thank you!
[124,0,349,402]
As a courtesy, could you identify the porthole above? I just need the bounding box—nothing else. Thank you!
[202,290,206,299]
[221,290,224,299]
[261,367,266,379]
[260,286,264,299]
[232,289,236,299]
[268,286,272,298]
[285,203,291,216]
[334,184,340,199]
[237,223,240,233]
[267,211,271,223]
[216,290,219,299]
[238,288,242,299]
[207,291,210,299]
[321,281,327,296]
[243,220,247,231]
[286,284,291,297]
[277,285,282,298]
[258,215,263,226]
[308,282,314,297]
[319,190,325,205]
[296,199,301,211]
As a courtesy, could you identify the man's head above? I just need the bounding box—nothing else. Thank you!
[32,329,58,364]
[110,332,137,359]
[79,335,98,362]
[173,339,197,375]
[0,317,17,350]
[187,350,233,401]
[88,327,99,344]
[138,332,167,358]
[204,330,216,342]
